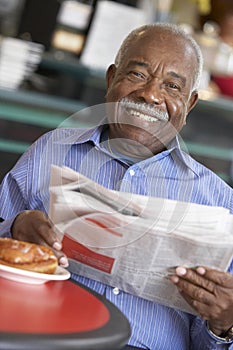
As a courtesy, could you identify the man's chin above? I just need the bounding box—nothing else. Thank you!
[109,131,171,158]
[118,120,170,140]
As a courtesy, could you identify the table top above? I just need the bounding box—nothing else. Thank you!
[0,276,131,350]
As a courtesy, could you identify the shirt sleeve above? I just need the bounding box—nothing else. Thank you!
[0,143,36,235]
[0,164,28,237]
[190,316,233,349]
[0,153,28,213]
[0,217,17,238]
[0,130,66,236]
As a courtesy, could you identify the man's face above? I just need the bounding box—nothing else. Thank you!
[105,28,198,155]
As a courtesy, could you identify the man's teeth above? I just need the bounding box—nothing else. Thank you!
[128,109,158,122]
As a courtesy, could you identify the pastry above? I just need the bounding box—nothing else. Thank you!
[0,237,58,274]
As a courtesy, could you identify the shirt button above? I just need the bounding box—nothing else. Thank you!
[129,169,135,176]
[112,287,120,295]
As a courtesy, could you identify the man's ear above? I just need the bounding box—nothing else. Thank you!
[187,91,199,114]
[106,64,117,88]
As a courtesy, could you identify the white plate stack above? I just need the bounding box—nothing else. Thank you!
[0,37,44,90]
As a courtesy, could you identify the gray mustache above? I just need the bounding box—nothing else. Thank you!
[119,98,169,121]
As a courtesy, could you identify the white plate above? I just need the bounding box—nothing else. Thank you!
[0,264,70,284]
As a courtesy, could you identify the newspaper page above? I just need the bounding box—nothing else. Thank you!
[49,165,233,315]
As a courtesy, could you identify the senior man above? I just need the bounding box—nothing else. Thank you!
[0,23,233,349]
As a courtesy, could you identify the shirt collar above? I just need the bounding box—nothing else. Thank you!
[168,135,200,177]
[56,126,199,176]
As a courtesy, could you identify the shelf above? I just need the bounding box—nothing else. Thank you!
[0,88,87,114]
[39,53,107,90]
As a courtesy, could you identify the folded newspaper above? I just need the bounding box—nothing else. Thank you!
[49,165,233,314]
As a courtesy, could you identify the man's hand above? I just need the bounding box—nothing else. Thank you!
[11,210,69,267]
[170,266,233,336]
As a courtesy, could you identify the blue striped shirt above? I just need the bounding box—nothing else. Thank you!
[0,125,233,349]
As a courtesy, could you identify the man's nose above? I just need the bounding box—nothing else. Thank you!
[135,80,164,104]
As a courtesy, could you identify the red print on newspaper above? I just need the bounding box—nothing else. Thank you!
[62,234,115,273]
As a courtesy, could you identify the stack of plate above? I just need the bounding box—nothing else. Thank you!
[0,36,44,90]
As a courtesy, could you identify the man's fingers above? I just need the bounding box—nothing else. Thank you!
[172,266,233,291]
[171,267,217,294]
[196,266,233,288]
[178,279,214,305]
[11,210,69,268]
[53,249,69,267]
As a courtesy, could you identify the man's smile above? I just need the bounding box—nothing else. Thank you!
[126,108,161,122]
[119,98,169,124]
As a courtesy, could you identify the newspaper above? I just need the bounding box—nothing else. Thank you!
[49,165,233,315]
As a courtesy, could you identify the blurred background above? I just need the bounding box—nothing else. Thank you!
[0,0,232,186]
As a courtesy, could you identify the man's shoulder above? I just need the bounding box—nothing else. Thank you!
[40,127,92,138]
[34,126,98,145]
[182,150,233,191]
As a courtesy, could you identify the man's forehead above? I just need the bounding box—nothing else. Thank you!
[125,36,190,64]
[129,29,187,53]
[135,27,175,41]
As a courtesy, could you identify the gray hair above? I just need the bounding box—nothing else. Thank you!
[114,23,203,92]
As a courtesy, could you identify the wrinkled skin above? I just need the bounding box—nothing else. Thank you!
[11,26,233,336]
[170,266,233,336]
[105,27,198,156]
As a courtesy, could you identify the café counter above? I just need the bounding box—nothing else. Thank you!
[0,272,131,350]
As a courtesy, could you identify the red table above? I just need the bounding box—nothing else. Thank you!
[0,277,131,350]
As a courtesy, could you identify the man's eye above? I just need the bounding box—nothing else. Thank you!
[166,82,180,90]
[129,71,146,79]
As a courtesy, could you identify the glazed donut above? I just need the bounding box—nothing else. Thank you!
[0,238,58,274]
